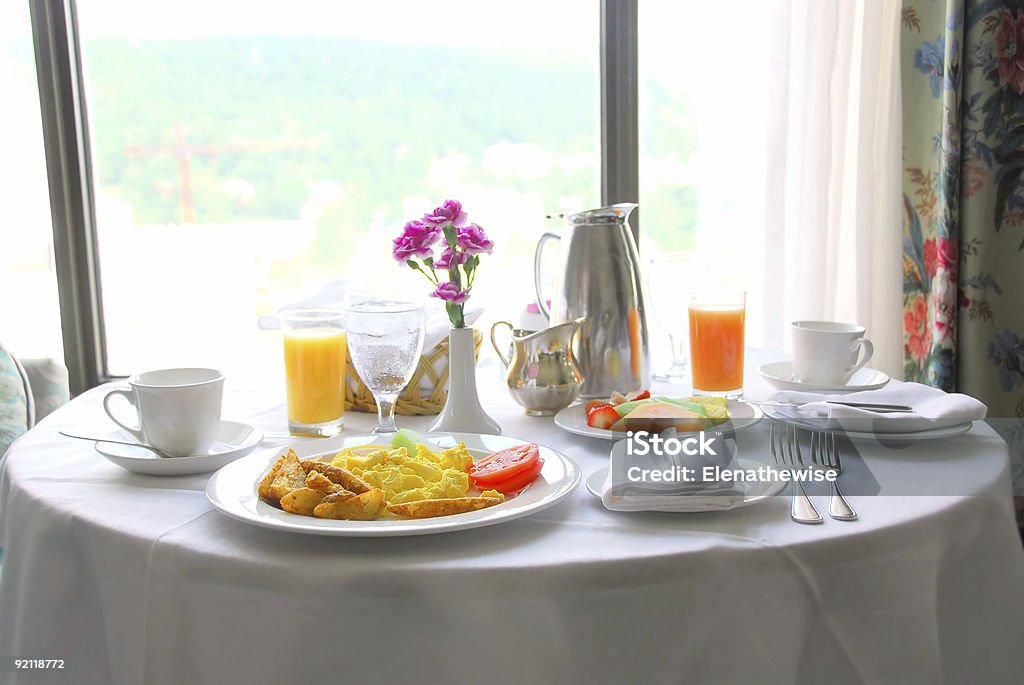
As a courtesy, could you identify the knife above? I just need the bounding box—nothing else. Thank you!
[757,400,913,413]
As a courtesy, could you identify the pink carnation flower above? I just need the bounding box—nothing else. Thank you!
[392,220,441,263]
[434,248,468,270]
[457,223,494,254]
[431,282,470,304]
[422,199,467,228]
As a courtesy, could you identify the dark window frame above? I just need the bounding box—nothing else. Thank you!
[30,0,108,394]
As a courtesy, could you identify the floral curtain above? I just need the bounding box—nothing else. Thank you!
[901,0,1024,523]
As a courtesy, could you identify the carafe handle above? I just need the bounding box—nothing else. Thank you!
[533,231,560,320]
[489,321,514,368]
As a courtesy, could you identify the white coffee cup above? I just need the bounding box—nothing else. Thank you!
[791,321,874,385]
[103,368,224,457]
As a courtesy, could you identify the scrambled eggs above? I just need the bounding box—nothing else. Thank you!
[333,443,476,505]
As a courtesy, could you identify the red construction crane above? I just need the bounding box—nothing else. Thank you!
[123,123,314,223]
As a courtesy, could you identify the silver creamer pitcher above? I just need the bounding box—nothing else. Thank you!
[490,319,585,416]
[533,203,650,397]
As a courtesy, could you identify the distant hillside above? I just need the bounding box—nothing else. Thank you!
[84,36,599,226]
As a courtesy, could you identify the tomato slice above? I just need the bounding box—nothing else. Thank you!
[484,457,544,494]
[470,443,540,486]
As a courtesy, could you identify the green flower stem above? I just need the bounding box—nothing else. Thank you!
[446,301,465,328]
[407,259,439,285]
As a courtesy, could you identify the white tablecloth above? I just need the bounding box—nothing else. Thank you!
[1,362,1023,685]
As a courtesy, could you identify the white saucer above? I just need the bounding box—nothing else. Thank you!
[585,459,787,512]
[758,361,890,393]
[95,421,264,476]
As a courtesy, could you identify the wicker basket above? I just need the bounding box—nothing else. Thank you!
[345,328,483,416]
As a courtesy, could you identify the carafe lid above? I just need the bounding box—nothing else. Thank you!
[568,202,637,226]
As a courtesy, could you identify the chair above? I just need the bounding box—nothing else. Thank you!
[0,342,70,457]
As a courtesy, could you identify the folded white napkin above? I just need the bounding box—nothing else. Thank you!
[600,439,748,512]
[773,380,987,433]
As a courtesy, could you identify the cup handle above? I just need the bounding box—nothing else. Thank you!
[490,321,514,368]
[849,338,874,375]
[102,389,145,442]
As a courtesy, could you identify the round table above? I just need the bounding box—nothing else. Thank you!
[1,367,1023,685]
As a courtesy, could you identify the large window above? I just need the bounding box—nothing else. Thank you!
[0,2,64,361]
[75,0,599,382]
[42,0,872,389]
[639,1,772,346]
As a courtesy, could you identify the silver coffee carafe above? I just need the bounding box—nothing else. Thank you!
[533,203,650,397]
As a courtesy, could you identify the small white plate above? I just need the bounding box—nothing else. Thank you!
[95,421,264,476]
[835,422,974,442]
[758,361,890,393]
[585,459,787,511]
[553,399,763,441]
[764,413,975,443]
[205,432,581,537]
[761,404,974,435]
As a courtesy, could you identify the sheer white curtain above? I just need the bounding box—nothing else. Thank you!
[670,0,904,377]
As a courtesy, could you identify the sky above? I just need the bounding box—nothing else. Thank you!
[72,0,598,56]
[1,0,726,81]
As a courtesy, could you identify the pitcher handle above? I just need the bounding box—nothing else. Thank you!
[533,231,560,320]
[490,321,514,368]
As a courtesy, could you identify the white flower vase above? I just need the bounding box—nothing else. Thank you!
[429,326,501,435]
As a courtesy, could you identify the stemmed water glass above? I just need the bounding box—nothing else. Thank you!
[346,301,426,434]
[646,251,699,384]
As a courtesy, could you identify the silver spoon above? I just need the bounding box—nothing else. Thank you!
[59,430,176,458]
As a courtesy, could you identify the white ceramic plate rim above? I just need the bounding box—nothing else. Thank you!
[205,432,581,537]
[758,361,890,393]
[553,399,763,441]
[765,414,975,442]
[585,458,787,511]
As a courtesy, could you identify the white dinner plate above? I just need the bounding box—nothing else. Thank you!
[758,361,890,393]
[553,399,763,441]
[764,412,975,443]
[94,421,264,476]
[585,459,788,511]
[205,432,581,537]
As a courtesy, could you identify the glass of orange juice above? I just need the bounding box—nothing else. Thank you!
[282,309,347,437]
[688,290,746,398]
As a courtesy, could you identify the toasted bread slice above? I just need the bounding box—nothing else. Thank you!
[312,488,386,521]
[257,449,308,503]
[386,497,503,519]
[301,460,372,494]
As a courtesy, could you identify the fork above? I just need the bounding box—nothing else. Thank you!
[769,421,823,524]
[810,431,858,521]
